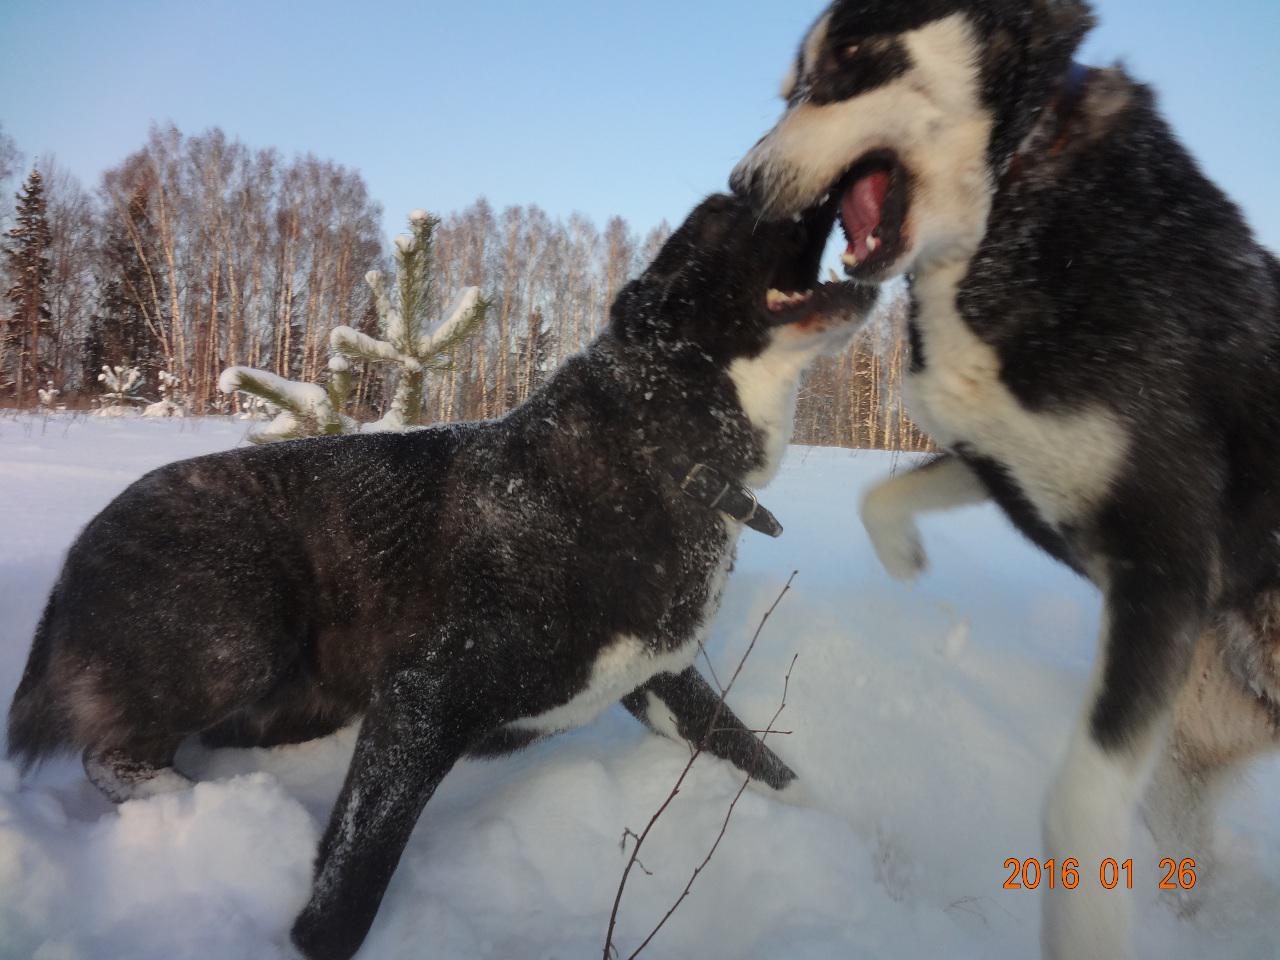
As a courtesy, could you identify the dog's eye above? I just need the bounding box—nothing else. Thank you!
[836,44,860,63]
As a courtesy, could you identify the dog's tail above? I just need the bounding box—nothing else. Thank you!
[6,589,73,772]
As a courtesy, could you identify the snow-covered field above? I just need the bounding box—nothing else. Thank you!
[1,415,1277,960]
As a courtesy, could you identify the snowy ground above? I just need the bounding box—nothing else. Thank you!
[1,414,1277,960]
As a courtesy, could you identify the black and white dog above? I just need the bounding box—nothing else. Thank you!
[731,1,1280,958]
[7,195,874,960]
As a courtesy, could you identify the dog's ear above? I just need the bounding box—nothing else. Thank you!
[607,195,763,345]
[1027,0,1096,54]
[980,0,1098,170]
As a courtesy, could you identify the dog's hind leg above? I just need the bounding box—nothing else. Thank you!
[291,665,487,960]
[199,704,351,750]
[1042,556,1204,960]
[200,676,356,750]
[622,667,797,791]
[83,738,190,803]
[860,455,988,581]
[1143,618,1280,913]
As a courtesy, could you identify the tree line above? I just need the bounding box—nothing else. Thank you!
[1,120,929,451]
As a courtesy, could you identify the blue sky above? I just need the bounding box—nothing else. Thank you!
[1,0,1276,249]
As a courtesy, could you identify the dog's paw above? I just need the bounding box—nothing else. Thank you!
[860,494,927,581]
[747,773,814,808]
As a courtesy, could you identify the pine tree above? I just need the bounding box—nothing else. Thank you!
[4,169,54,404]
[221,209,488,442]
[85,186,166,385]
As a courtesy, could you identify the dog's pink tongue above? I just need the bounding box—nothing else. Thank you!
[842,171,890,262]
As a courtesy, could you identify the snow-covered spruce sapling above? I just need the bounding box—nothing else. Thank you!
[36,381,60,411]
[95,364,144,416]
[142,371,186,419]
[220,210,487,442]
[336,209,487,432]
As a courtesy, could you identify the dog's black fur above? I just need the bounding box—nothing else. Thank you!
[8,195,874,960]
[732,2,1279,957]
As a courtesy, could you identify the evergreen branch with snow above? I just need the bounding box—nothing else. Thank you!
[419,290,489,371]
[329,325,404,365]
[219,366,349,443]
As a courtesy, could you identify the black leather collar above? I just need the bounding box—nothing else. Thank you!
[1003,61,1094,188]
[673,460,783,538]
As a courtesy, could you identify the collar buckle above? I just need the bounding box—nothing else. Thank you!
[677,461,781,537]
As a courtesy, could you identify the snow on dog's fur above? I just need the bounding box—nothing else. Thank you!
[733,2,1280,958]
[6,194,876,960]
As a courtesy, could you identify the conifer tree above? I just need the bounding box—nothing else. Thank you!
[221,209,487,442]
[85,186,165,385]
[4,169,53,404]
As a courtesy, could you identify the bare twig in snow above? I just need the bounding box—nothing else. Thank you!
[603,573,799,960]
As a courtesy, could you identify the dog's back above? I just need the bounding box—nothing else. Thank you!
[7,427,471,771]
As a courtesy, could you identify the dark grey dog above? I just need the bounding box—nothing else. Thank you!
[730,2,1280,958]
[8,194,874,960]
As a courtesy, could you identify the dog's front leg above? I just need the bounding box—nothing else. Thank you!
[622,667,797,791]
[1042,565,1202,960]
[860,454,988,580]
[291,667,477,960]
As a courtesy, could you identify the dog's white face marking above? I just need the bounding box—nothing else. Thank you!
[795,10,832,98]
[734,13,995,276]
[731,316,864,488]
[905,261,1130,531]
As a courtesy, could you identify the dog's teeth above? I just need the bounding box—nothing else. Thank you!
[768,289,816,311]
[842,252,859,267]
[820,193,831,204]
[865,236,880,253]
[792,213,803,223]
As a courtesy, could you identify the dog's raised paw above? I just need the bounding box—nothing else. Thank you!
[860,500,927,582]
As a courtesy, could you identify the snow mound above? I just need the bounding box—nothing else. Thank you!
[0,772,315,960]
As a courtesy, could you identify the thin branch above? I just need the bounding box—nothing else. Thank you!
[621,653,798,960]
[706,727,793,737]
[603,573,798,960]
[698,645,725,696]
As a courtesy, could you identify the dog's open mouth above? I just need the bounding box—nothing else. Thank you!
[829,150,911,280]
[761,198,879,327]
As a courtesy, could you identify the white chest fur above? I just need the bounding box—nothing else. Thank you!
[508,634,702,736]
[729,319,859,488]
[905,260,1129,527]
[729,351,805,489]
[509,525,738,736]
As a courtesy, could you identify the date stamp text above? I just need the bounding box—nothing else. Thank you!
[1002,858,1198,891]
